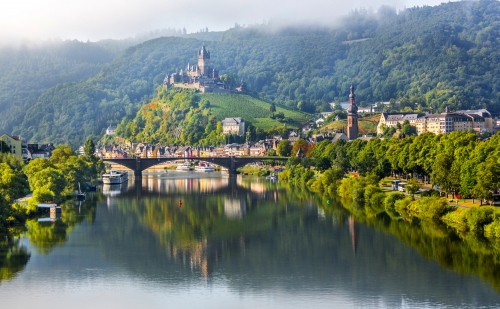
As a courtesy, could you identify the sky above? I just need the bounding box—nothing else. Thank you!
[0,0,452,42]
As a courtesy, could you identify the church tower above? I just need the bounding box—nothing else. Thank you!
[347,84,358,140]
[198,44,211,76]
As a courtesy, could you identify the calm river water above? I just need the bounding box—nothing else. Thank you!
[1,172,500,308]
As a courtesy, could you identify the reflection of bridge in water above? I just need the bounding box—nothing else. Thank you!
[105,175,283,210]
[129,175,277,196]
[102,156,288,177]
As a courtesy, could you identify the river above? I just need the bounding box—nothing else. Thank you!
[1,172,500,308]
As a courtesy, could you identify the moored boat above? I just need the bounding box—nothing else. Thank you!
[176,162,193,171]
[195,162,215,172]
[102,170,128,184]
[266,173,277,181]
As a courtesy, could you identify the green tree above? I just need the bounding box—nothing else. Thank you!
[0,163,27,202]
[431,152,454,195]
[472,156,500,204]
[84,138,96,158]
[277,140,292,157]
[49,145,76,165]
[315,157,332,172]
[23,158,55,190]
[270,103,276,115]
[30,168,66,203]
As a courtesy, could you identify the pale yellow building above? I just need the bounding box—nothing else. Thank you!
[377,107,497,136]
[0,134,23,159]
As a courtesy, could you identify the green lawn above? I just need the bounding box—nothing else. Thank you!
[201,93,312,130]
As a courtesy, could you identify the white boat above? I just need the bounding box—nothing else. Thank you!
[176,162,193,171]
[102,170,128,184]
[195,162,215,172]
[266,173,277,181]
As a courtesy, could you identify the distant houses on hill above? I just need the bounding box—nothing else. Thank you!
[222,117,245,135]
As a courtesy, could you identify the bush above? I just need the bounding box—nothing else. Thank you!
[384,192,405,211]
[352,187,365,201]
[370,192,386,208]
[338,176,379,202]
[466,207,494,232]
[485,211,500,237]
[486,221,500,238]
[278,170,290,181]
[364,184,382,202]
[442,209,468,232]
[417,197,448,219]
[394,197,414,214]
[421,189,440,197]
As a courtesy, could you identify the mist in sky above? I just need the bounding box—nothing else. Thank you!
[1,0,450,42]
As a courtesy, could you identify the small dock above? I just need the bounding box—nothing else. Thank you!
[37,204,62,219]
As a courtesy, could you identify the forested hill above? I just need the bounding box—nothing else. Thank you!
[6,1,500,146]
[0,31,223,136]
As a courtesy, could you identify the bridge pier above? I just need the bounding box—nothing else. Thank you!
[230,157,236,175]
[135,158,142,180]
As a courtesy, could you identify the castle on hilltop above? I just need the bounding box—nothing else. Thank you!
[163,44,247,93]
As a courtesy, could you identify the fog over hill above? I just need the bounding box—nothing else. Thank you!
[1,0,449,42]
[0,1,498,146]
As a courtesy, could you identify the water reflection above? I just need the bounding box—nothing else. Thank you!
[0,234,30,281]
[0,175,499,308]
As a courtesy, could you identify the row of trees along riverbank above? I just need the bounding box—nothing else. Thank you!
[278,130,500,238]
[0,139,104,232]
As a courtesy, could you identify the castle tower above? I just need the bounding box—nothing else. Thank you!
[347,84,358,140]
[198,44,211,76]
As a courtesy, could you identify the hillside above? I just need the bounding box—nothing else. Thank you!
[4,1,500,146]
[204,94,310,130]
[113,89,311,146]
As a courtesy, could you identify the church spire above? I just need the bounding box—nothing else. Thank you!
[347,84,358,140]
[349,84,355,104]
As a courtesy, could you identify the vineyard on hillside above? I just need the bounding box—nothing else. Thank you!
[203,94,311,130]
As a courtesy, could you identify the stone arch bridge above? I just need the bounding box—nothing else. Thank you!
[102,156,288,178]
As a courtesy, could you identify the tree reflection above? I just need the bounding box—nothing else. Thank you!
[324,193,500,292]
[25,196,99,255]
[0,234,30,282]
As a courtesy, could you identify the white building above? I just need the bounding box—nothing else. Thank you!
[106,125,116,135]
[222,117,245,135]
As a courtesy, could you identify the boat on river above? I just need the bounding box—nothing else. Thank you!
[195,162,215,172]
[176,162,193,171]
[76,183,86,200]
[266,173,277,181]
[102,170,128,184]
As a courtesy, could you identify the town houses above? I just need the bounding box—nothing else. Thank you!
[96,139,281,159]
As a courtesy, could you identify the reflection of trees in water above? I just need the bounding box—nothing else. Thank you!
[87,180,500,305]
[25,195,99,255]
[328,194,500,293]
[0,234,30,282]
